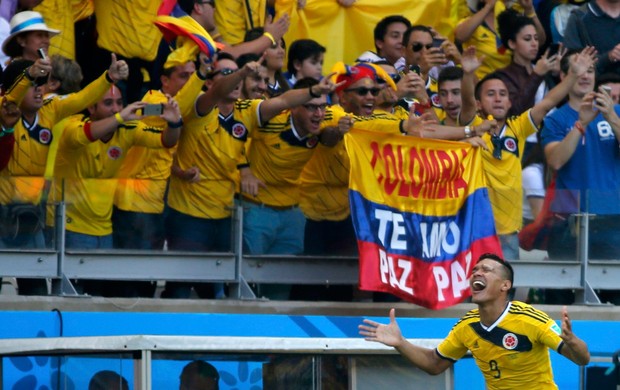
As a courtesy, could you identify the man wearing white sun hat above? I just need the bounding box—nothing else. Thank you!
[2,10,59,62]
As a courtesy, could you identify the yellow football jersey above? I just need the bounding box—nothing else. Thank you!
[53,117,166,236]
[214,0,267,45]
[457,2,511,80]
[93,0,161,61]
[114,90,174,214]
[475,111,536,234]
[0,72,113,205]
[167,99,260,219]
[35,0,75,60]
[299,108,403,221]
[437,301,563,390]
[244,107,337,208]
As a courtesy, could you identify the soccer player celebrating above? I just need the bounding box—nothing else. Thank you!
[359,253,590,389]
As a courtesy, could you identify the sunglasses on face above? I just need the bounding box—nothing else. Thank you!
[207,67,237,79]
[411,42,433,52]
[344,87,381,97]
[303,103,328,112]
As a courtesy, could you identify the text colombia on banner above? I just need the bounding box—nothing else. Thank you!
[345,129,502,309]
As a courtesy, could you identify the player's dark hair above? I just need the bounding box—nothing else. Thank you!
[477,253,514,288]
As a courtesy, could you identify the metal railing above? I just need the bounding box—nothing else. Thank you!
[0,203,619,302]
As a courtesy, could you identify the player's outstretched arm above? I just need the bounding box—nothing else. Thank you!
[359,308,453,375]
[559,306,590,365]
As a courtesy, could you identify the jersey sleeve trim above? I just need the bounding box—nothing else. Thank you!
[83,121,95,142]
[435,348,457,363]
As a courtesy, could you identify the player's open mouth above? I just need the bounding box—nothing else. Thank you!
[472,280,486,292]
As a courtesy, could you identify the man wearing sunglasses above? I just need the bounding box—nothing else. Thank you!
[471,48,596,261]
[401,25,463,115]
[163,54,338,299]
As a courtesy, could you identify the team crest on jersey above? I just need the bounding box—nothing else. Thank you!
[431,93,441,107]
[503,137,517,153]
[39,129,52,144]
[231,123,247,138]
[306,136,319,148]
[502,333,518,350]
[107,146,122,160]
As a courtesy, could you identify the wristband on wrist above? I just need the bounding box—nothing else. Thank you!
[308,85,321,98]
[105,71,115,84]
[0,125,14,136]
[167,118,184,128]
[574,120,586,135]
[114,112,124,124]
[263,32,277,47]
[464,125,473,138]
[24,69,36,82]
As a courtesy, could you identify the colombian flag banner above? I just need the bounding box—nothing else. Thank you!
[345,129,502,309]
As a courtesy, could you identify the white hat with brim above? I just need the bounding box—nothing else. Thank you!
[2,11,60,57]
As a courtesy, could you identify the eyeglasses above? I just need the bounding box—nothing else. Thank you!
[344,87,381,97]
[207,67,236,78]
[411,42,433,52]
[303,103,328,112]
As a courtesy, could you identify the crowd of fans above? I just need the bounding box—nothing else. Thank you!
[0,0,619,304]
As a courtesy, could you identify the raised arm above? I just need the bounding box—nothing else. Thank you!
[56,54,129,119]
[544,93,592,170]
[460,46,482,124]
[530,47,596,126]
[359,309,453,375]
[454,0,496,43]
[519,0,546,46]
[258,73,339,123]
[221,14,290,59]
[195,59,264,116]
[559,306,590,365]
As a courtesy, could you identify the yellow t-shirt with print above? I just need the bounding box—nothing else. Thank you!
[167,99,259,219]
[114,90,175,214]
[475,110,537,234]
[299,107,404,221]
[457,1,511,80]
[54,118,167,236]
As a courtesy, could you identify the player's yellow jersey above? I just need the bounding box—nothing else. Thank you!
[167,99,259,219]
[53,117,166,236]
[475,110,536,234]
[114,90,174,214]
[437,301,563,390]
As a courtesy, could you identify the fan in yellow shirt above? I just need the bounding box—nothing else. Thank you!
[52,85,182,297]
